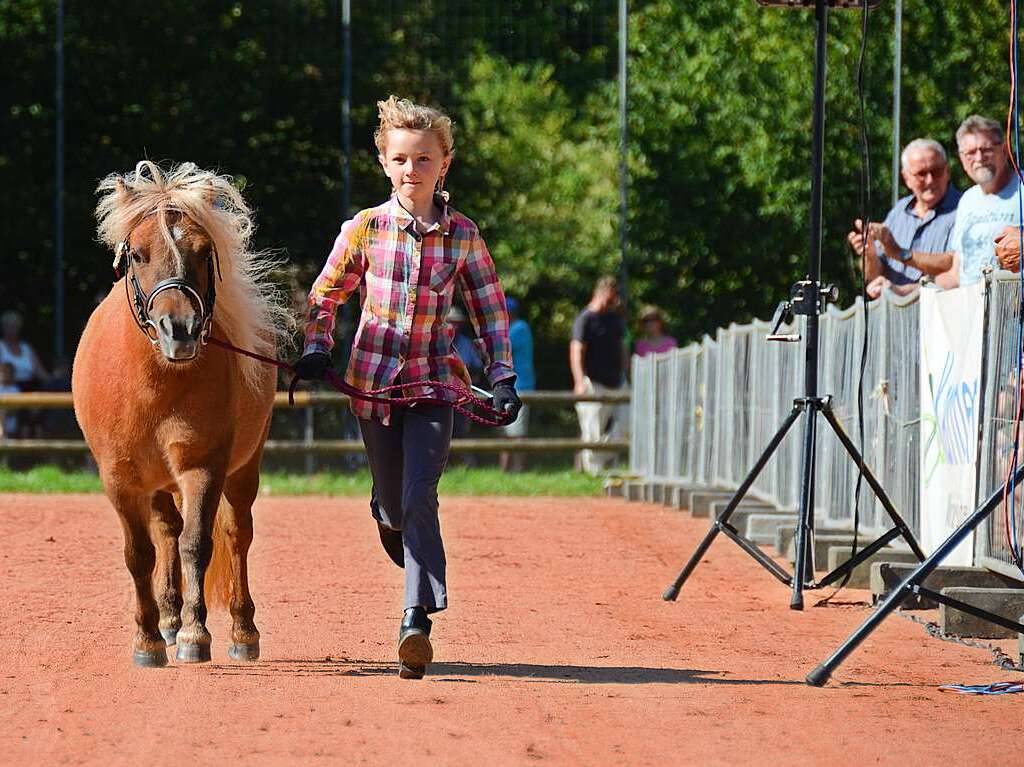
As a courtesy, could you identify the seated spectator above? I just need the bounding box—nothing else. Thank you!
[0,310,49,439]
[846,138,960,298]
[635,306,677,356]
[500,297,536,473]
[936,115,1020,288]
[0,310,49,390]
[0,362,19,438]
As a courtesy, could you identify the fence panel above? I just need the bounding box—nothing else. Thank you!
[977,275,1024,577]
[630,292,922,543]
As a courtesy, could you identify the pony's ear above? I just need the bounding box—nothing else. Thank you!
[114,178,138,203]
[202,186,225,210]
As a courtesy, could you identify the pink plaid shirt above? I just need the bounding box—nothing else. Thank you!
[304,195,514,422]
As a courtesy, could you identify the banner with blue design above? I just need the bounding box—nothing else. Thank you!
[919,281,985,565]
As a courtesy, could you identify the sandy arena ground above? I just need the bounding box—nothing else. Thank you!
[1,492,1023,766]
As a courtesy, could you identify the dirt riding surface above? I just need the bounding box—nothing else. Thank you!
[2,493,1022,766]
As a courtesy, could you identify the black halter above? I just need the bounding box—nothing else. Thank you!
[113,223,219,348]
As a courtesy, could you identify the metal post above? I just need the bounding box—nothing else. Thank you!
[54,0,66,364]
[341,0,352,218]
[617,0,629,304]
[790,0,829,610]
[304,404,315,474]
[891,0,902,207]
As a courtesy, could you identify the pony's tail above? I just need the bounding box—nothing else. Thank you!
[203,499,233,611]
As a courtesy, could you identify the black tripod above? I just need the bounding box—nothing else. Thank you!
[807,465,1024,685]
[662,0,924,610]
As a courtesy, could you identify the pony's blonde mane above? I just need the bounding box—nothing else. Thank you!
[95,161,293,387]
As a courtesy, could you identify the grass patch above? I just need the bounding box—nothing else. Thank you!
[0,465,605,497]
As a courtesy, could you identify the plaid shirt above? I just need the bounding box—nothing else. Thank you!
[304,195,514,422]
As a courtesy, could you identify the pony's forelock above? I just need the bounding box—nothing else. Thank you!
[95,161,293,387]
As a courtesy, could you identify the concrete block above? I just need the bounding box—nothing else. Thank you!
[665,485,689,509]
[940,588,1024,639]
[707,500,775,532]
[870,562,1024,609]
[746,512,797,545]
[604,479,626,498]
[786,534,876,571]
[650,483,666,504]
[824,546,919,589]
[689,491,739,518]
[775,525,797,557]
[773,521,836,557]
[1019,620,1024,667]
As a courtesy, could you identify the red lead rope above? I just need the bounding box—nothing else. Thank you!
[205,336,512,427]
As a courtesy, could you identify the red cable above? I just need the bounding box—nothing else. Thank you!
[206,336,512,427]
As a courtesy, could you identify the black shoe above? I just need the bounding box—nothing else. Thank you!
[398,607,433,680]
[377,521,405,568]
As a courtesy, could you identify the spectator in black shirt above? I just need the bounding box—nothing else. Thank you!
[570,276,629,474]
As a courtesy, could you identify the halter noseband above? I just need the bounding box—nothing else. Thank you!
[114,220,219,352]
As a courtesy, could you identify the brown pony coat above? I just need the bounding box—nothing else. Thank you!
[73,161,290,665]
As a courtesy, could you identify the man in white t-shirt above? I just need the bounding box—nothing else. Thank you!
[936,115,1021,289]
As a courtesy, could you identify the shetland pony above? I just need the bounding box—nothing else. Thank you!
[73,161,291,666]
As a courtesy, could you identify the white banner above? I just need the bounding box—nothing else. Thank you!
[919,281,986,564]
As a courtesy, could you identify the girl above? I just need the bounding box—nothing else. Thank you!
[294,96,520,679]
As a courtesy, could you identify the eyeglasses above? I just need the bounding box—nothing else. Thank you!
[959,144,1000,158]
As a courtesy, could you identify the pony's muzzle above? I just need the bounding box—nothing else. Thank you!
[154,313,201,361]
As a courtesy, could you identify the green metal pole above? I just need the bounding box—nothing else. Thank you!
[618,0,629,305]
[54,0,65,363]
[891,0,902,207]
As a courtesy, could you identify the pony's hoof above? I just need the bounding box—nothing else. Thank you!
[133,648,168,668]
[228,642,260,662]
[160,627,178,646]
[175,642,212,663]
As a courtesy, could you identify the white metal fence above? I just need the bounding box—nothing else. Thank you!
[977,275,1024,577]
[632,275,1024,574]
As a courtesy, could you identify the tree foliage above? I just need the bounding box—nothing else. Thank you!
[0,1,1017,386]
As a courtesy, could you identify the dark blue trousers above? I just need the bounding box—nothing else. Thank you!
[358,404,453,613]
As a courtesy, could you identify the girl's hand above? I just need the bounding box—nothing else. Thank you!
[294,352,331,381]
[492,381,522,420]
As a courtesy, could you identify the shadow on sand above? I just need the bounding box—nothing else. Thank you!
[205,657,813,685]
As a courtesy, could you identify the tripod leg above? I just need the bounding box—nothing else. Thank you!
[819,403,926,560]
[791,402,819,610]
[806,461,1024,687]
[662,405,803,601]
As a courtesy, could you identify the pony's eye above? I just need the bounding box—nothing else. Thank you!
[131,250,141,263]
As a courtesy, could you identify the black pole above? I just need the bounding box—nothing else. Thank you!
[807,459,1024,686]
[790,0,829,610]
[617,0,629,304]
[341,0,352,218]
[806,0,827,397]
[54,0,65,363]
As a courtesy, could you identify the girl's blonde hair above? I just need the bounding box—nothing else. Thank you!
[374,95,454,156]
